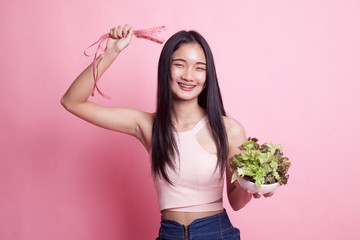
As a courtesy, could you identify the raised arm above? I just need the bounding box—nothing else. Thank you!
[61,24,153,150]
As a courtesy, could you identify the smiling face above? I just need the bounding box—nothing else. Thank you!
[170,42,207,102]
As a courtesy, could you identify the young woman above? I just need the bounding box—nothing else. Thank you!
[61,24,273,240]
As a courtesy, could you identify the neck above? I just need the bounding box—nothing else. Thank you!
[171,99,205,125]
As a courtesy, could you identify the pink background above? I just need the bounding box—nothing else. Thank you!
[1,0,359,239]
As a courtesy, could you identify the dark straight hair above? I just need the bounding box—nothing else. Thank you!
[151,30,228,184]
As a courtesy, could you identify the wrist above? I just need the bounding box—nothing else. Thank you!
[103,48,121,58]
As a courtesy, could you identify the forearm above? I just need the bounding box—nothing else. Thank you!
[228,185,253,211]
[61,51,119,108]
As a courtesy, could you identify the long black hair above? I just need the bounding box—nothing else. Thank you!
[151,30,228,184]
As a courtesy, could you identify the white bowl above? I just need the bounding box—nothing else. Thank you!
[237,177,279,194]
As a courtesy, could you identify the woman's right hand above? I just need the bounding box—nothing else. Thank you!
[106,24,134,54]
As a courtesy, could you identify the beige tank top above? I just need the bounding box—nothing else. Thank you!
[152,115,224,212]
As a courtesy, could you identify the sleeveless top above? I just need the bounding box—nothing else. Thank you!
[152,115,224,212]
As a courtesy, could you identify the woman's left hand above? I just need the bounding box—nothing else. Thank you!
[233,180,275,198]
[252,191,275,199]
[233,179,275,199]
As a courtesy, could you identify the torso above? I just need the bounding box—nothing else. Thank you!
[138,112,241,226]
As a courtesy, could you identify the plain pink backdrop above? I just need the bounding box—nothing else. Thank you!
[1,0,359,239]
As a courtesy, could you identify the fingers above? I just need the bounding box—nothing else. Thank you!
[253,192,262,199]
[110,24,133,39]
[252,191,275,199]
[122,24,133,38]
[263,191,275,198]
[106,24,134,53]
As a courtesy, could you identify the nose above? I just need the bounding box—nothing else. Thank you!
[181,67,194,82]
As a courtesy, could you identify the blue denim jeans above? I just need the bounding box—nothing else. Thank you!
[156,209,240,240]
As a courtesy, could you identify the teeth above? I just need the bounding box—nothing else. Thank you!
[179,83,195,89]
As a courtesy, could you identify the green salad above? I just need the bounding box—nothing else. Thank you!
[231,137,291,188]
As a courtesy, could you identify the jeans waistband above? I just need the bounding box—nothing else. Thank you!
[158,209,240,239]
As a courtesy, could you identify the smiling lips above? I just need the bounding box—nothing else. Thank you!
[178,82,196,90]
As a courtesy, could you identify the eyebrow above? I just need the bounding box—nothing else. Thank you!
[172,58,206,65]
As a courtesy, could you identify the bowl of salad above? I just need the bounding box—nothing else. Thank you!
[231,137,291,194]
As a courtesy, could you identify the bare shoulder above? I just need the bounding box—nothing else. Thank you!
[222,116,247,154]
[223,116,246,140]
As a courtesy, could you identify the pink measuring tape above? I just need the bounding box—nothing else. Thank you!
[84,26,166,99]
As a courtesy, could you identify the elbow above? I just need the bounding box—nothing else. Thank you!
[60,96,66,108]
[230,201,248,212]
[60,95,87,115]
[227,190,253,211]
[60,96,68,109]
[60,96,73,112]
[231,204,241,212]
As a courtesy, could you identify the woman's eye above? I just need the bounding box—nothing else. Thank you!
[196,67,205,71]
